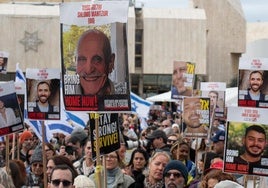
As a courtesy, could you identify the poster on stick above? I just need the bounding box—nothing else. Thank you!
[0,51,9,74]
[89,113,120,159]
[60,1,131,112]
[182,97,210,138]
[238,58,268,108]
[224,106,268,176]
[0,81,24,136]
[171,61,195,99]
[26,68,61,120]
[200,82,226,118]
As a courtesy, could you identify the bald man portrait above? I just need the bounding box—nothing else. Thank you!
[75,29,115,96]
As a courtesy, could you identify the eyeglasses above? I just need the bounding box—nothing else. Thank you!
[51,179,72,187]
[32,163,43,168]
[165,172,182,178]
[105,155,118,160]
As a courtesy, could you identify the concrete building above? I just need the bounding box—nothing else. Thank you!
[0,0,247,97]
[128,0,246,96]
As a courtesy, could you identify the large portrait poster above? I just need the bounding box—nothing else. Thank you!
[171,61,195,99]
[26,68,60,120]
[182,97,210,138]
[238,58,268,108]
[60,1,131,112]
[224,106,268,176]
[0,81,24,136]
[200,82,226,118]
[89,113,120,159]
[0,51,9,74]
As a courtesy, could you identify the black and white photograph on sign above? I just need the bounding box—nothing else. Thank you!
[224,107,268,176]
[182,97,210,138]
[26,68,60,120]
[171,61,195,99]
[60,1,131,112]
[0,51,9,74]
[0,81,24,136]
[238,58,268,108]
[89,113,120,159]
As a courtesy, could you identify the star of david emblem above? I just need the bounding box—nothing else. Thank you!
[20,31,43,52]
[131,101,137,112]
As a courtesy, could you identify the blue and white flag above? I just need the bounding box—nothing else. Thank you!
[130,92,152,119]
[45,120,74,135]
[25,119,52,143]
[15,65,89,141]
[15,63,26,83]
[65,111,87,128]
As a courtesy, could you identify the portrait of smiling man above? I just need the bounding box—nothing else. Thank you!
[245,70,267,101]
[234,124,267,174]
[75,29,115,96]
[183,97,208,137]
[33,81,58,113]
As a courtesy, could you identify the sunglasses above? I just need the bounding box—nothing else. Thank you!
[32,163,43,168]
[165,172,182,178]
[51,179,72,187]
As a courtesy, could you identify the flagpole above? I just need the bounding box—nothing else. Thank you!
[94,113,103,188]
[42,121,48,188]
[11,133,16,159]
[5,135,10,174]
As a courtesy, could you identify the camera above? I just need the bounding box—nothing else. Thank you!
[65,145,76,155]
[126,139,150,150]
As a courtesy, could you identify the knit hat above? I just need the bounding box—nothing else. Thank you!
[69,128,88,145]
[172,123,179,128]
[31,145,43,164]
[163,160,188,183]
[19,130,33,143]
[74,175,95,188]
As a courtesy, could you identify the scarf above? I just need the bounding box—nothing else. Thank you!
[107,167,120,186]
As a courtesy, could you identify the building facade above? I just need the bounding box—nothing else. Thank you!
[0,0,246,98]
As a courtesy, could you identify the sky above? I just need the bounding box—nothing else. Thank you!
[135,0,268,22]
[240,0,268,22]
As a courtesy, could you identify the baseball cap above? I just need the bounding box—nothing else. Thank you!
[211,130,225,143]
[204,158,224,174]
[146,129,167,141]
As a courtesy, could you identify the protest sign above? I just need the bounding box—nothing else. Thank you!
[171,61,195,99]
[224,106,268,176]
[238,58,268,108]
[26,68,60,120]
[182,97,210,138]
[89,113,120,159]
[0,81,24,136]
[60,1,131,112]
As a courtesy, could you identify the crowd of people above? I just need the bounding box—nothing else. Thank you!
[0,109,264,188]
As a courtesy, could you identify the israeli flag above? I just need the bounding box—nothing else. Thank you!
[130,92,152,119]
[25,120,52,143]
[45,120,74,135]
[15,65,88,141]
[65,111,87,128]
[15,63,26,83]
